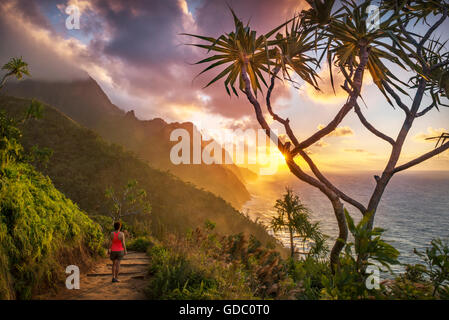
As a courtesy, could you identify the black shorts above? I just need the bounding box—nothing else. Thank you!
[110,250,125,261]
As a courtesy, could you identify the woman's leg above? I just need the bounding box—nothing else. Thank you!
[114,260,119,279]
[115,260,120,279]
[111,260,116,279]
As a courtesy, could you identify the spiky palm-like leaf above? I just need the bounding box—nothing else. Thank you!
[274,17,320,89]
[409,39,449,108]
[183,9,288,96]
[382,0,448,22]
[302,0,337,26]
[183,9,321,97]
[2,57,30,80]
[324,0,412,103]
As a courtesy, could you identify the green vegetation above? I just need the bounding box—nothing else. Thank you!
[127,236,154,253]
[145,222,292,300]
[3,77,252,208]
[385,238,449,300]
[0,110,103,299]
[0,59,103,299]
[0,95,285,253]
[105,179,151,222]
[271,188,327,258]
[287,211,448,300]
[0,57,29,89]
[319,211,400,299]
[142,194,449,300]
[185,0,449,270]
[0,161,103,299]
[412,238,449,297]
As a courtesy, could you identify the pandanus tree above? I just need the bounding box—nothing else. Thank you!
[271,187,326,259]
[0,57,30,89]
[0,57,35,170]
[185,0,449,271]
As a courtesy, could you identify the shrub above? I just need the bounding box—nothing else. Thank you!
[414,238,449,297]
[145,244,222,299]
[391,238,449,299]
[90,215,114,235]
[320,211,399,300]
[287,257,330,299]
[128,236,154,253]
[145,224,299,300]
[0,161,103,299]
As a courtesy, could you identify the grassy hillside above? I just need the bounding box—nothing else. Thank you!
[0,159,103,299]
[0,95,283,253]
[2,78,251,208]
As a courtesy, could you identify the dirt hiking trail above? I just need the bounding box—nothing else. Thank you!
[47,251,150,300]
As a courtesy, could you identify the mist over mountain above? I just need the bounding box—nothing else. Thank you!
[0,95,277,248]
[2,77,254,208]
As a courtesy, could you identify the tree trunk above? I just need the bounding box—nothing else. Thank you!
[329,197,347,272]
[289,226,295,258]
[365,79,427,230]
[240,62,352,271]
[285,158,348,272]
[0,72,14,90]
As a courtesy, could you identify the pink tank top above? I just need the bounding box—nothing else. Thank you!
[111,232,124,251]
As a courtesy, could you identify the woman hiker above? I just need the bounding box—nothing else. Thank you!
[108,221,127,282]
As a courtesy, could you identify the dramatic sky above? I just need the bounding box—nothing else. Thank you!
[0,0,448,172]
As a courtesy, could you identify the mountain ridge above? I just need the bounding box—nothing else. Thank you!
[0,95,279,252]
[2,77,253,208]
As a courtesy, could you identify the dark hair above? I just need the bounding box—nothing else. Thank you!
[113,221,122,231]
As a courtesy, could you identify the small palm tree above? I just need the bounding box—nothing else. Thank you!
[271,187,323,258]
[0,57,30,89]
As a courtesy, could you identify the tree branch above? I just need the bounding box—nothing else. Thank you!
[265,67,366,214]
[415,102,436,117]
[365,79,427,228]
[396,18,428,67]
[298,149,367,213]
[393,141,449,174]
[291,46,370,155]
[382,81,410,115]
[241,64,283,148]
[266,65,300,148]
[417,7,448,55]
[354,102,395,145]
[241,63,335,201]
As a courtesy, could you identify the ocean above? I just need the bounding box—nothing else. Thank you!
[242,170,449,274]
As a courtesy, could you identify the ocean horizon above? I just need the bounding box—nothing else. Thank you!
[243,170,449,275]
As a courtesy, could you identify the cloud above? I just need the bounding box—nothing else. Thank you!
[343,148,376,156]
[0,1,89,81]
[314,139,330,148]
[414,127,448,143]
[317,124,354,137]
[0,0,309,122]
[307,124,354,149]
[304,65,348,104]
[304,63,374,105]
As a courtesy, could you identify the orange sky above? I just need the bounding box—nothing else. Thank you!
[0,0,447,173]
